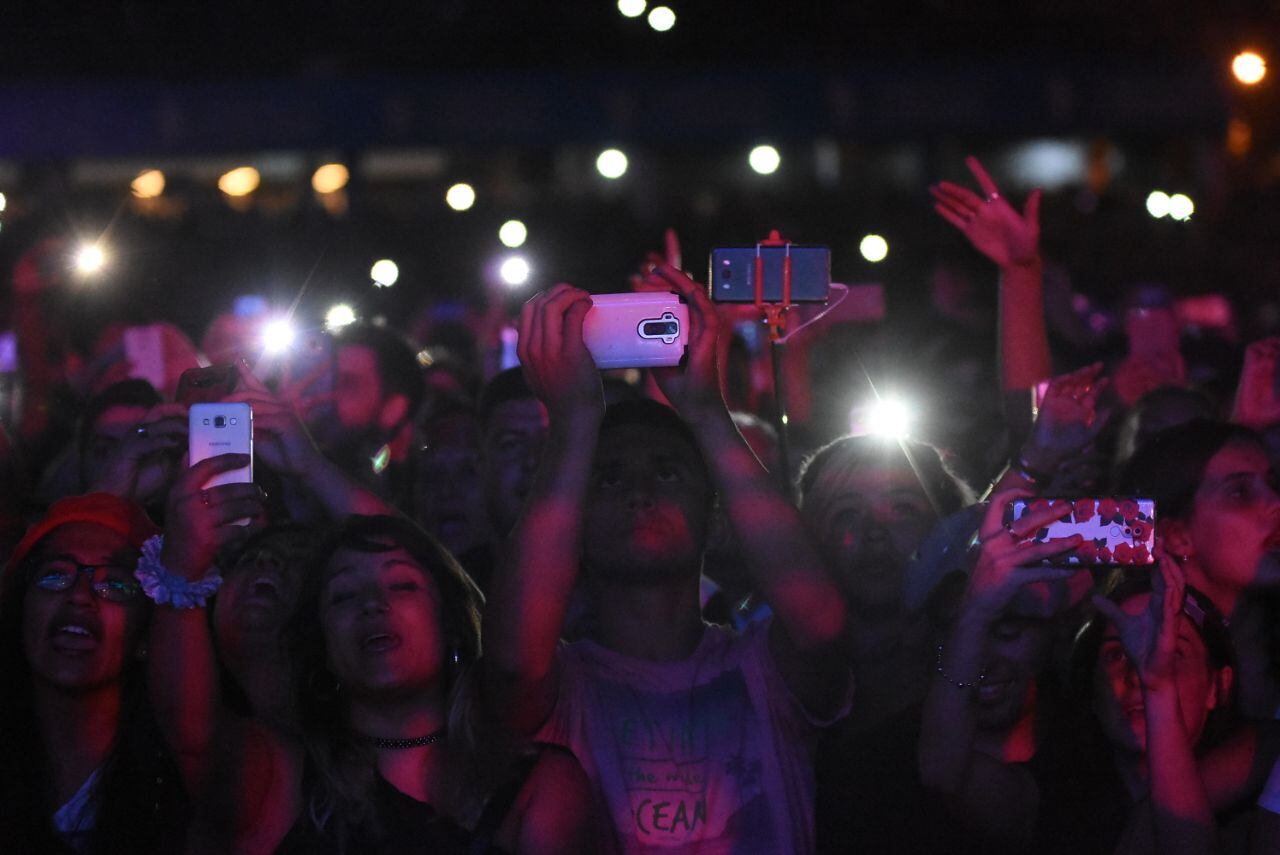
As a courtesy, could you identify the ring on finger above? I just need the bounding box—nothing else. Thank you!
[200,489,212,508]
[135,425,149,438]
[986,192,1000,203]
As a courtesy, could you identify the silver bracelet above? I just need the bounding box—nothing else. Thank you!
[935,644,986,690]
[133,535,223,609]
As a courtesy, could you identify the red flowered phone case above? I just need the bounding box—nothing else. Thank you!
[1011,498,1156,565]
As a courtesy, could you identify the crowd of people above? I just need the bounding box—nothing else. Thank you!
[1,155,1279,854]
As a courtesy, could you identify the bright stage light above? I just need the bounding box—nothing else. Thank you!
[312,163,350,194]
[596,148,629,179]
[131,169,165,199]
[499,219,528,248]
[1145,191,1171,219]
[74,243,107,275]
[853,397,915,440]
[860,234,889,263]
[647,5,675,31]
[326,303,357,331]
[262,319,297,354]
[0,192,6,212]
[1168,193,1195,222]
[1232,51,1267,86]
[446,183,476,211]
[218,166,261,197]
[748,145,781,175]
[370,259,400,287]
[499,256,531,287]
[618,0,646,17]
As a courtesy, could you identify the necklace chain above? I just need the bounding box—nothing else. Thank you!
[357,726,446,750]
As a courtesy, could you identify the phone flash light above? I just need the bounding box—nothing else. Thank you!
[851,397,914,440]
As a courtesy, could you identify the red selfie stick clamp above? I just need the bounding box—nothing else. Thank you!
[754,230,793,342]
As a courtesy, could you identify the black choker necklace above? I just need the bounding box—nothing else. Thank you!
[358,727,446,750]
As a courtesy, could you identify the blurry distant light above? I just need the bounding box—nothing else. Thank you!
[0,191,6,212]
[499,256,531,287]
[445,183,476,211]
[1006,140,1088,191]
[748,145,781,175]
[1232,51,1267,85]
[370,259,400,287]
[1168,193,1195,222]
[596,148,629,179]
[499,219,528,248]
[262,319,297,354]
[311,163,350,194]
[74,243,107,275]
[218,166,261,197]
[618,0,646,17]
[647,6,676,31]
[325,303,357,331]
[859,234,889,263]
[1145,190,1171,219]
[131,169,165,199]
[1227,118,1252,157]
[855,397,914,440]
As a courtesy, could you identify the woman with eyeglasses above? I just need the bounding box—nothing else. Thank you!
[0,492,186,853]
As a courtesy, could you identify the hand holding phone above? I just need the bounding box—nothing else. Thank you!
[1011,497,1156,566]
[177,365,240,406]
[189,403,253,490]
[582,292,689,369]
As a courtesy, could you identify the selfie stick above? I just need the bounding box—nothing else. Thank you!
[754,230,795,493]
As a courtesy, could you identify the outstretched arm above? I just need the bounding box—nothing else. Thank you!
[481,285,603,735]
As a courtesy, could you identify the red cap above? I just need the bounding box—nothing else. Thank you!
[5,493,160,576]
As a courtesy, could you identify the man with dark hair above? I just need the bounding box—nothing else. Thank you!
[483,270,850,853]
[476,367,548,539]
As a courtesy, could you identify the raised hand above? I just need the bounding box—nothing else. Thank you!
[1232,337,1280,432]
[1092,549,1185,693]
[516,283,603,424]
[962,488,1083,619]
[1019,363,1110,474]
[1111,349,1187,408]
[160,454,264,578]
[225,360,323,479]
[86,403,189,504]
[931,156,1042,270]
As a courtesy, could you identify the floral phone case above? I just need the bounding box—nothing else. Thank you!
[1011,498,1156,565]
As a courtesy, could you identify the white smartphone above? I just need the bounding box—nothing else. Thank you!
[189,402,253,490]
[582,292,689,369]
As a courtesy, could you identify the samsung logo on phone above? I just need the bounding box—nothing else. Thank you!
[210,441,232,446]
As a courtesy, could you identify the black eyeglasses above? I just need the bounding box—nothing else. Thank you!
[30,559,142,603]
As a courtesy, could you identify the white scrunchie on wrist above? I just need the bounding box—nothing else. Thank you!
[134,535,223,608]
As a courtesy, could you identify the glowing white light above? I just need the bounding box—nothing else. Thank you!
[860,234,889,263]
[1168,193,1195,222]
[312,163,350,194]
[1145,191,1171,219]
[618,0,646,17]
[74,244,107,275]
[131,169,165,199]
[499,256,531,287]
[647,5,675,31]
[262,319,297,354]
[370,259,400,287]
[498,219,528,248]
[445,183,476,211]
[218,166,261,197]
[0,192,6,212]
[748,145,781,175]
[857,397,914,440]
[326,303,357,331]
[596,148,629,179]
[1233,51,1267,85]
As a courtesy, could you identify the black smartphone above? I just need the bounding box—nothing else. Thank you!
[708,245,830,303]
[176,365,239,406]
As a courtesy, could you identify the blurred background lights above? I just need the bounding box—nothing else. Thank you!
[596,148,629,179]
[498,219,528,248]
[445,182,476,211]
[261,318,297,354]
[0,191,6,212]
[130,169,165,199]
[859,234,889,263]
[218,166,261,197]
[370,258,400,287]
[1232,50,1267,85]
[325,303,357,331]
[499,255,531,287]
[1145,190,1171,218]
[859,397,914,440]
[74,243,107,275]
[647,6,676,31]
[1168,193,1195,221]
[748,145,781,175]
[311,163,350,194]
[617,0,646,17]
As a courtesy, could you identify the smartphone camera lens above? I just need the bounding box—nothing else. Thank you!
[214,416,226,428]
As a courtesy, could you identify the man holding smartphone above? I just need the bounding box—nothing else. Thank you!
[481,264,850,853]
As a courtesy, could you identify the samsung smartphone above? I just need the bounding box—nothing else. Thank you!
[123,324,166,392]
[1011,498,1156,566]
[176,365,239,406]
[708,245,830,303]
[189,402,253,490]
[582,292,689,369]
